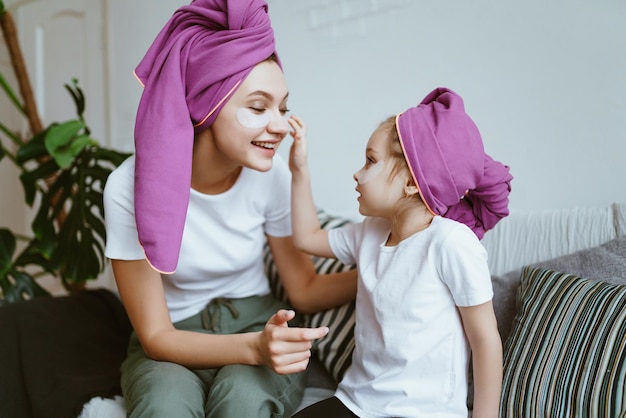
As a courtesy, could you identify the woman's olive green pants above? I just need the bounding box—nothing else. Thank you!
[120,294,306,418]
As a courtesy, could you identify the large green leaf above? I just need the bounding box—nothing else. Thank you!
[65,79,85,119]
[16,130,48,163]
[29,145,130,284]
[44,120,97,168]
[19,158,59,205]
[30,193,57,259]
[1,74,131,294]
[0,228,16,275]
[0,229,51,305]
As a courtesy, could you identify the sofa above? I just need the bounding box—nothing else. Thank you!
[1,203,625,418]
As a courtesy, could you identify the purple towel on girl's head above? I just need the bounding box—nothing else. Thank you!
[133,0,279,273]
[396,87,513,239]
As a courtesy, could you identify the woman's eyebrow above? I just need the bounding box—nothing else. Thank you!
[247,90,289,102]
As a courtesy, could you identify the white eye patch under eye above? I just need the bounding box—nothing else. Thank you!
[236,108,271,129]
[356,160,385,184]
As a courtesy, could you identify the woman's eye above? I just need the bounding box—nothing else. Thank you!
[279,108,290,115]
[366,157,376,166]
[249,107,265,114]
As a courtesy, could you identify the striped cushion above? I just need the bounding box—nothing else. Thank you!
[265,209,356,382]
[501,266,626,417]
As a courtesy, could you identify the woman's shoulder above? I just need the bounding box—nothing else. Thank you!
[108,154,135,182]
[103,155,135,199]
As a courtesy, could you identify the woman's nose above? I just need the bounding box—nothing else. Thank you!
[267,110,289,134]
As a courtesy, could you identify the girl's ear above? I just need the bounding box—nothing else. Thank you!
[404,178,419,197]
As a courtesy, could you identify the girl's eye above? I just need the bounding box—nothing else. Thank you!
[249,107,265,114]
[279,108,290,116]
[366,157,376,166]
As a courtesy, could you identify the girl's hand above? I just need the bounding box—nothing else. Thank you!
[256,309,328,375]
[288,115,308,174]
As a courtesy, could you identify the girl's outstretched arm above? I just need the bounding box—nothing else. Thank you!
[459,300,503,418]
[288,115,334,258]
[267,234,357,314]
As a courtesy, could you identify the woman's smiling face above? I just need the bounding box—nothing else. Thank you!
[209,59,290,172]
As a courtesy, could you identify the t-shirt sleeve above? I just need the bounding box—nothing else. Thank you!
[103,157,146,261]
[439,224,493,307]
[263,155,292,237]
[328,222,363,266]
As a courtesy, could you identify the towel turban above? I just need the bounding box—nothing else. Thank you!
[132,0,280,273]
[396,87,513,239]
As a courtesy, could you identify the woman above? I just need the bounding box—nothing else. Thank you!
[103,1,356,417]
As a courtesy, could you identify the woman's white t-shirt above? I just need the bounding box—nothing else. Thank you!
[103,155,292,323]
[329,216,493,418]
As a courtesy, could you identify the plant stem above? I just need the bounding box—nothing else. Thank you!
[0,8,43,134]
[0,6,67,234]
[0,121,25,148]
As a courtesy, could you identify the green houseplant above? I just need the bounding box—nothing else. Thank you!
[0,1,130,304]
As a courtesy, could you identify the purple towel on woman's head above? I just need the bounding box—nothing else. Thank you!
[396,87,512,239]
[133,0,279,273]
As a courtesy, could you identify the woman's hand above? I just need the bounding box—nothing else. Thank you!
[256,309,329,375]
[288,115,308,174]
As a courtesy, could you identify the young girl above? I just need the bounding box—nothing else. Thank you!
[103,1,356,417]
[288,87,512,417]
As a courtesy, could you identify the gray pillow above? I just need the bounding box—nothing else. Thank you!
[492,235,626,345]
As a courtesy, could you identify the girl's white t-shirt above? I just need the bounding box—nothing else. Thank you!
[329,216,493,418]
[103,155,292,323]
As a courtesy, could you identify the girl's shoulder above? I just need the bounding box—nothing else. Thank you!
[432,216,478,238]
[429,216,484,251]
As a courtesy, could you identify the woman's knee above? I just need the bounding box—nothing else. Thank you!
[206,365,305,418]
[123,359,206,418]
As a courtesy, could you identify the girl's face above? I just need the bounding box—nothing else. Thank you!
[209,60,290,172]
[353,125,409,218]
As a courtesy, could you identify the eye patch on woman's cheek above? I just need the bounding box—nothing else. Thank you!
[236,108,271,129]
[356,160,385,184]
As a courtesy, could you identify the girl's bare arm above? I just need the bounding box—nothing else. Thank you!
[266,235,357,314]
[288,115,335,258]
[459,300,503,418]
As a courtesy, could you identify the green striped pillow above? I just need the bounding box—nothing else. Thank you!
[501,267,626,417]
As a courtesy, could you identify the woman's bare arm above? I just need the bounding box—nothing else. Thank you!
[112,258,328,374]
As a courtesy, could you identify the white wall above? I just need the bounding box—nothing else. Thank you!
[103,0,626,221]
[1,0,624,294]
[4,0,626,225]
[267,0,626,219]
